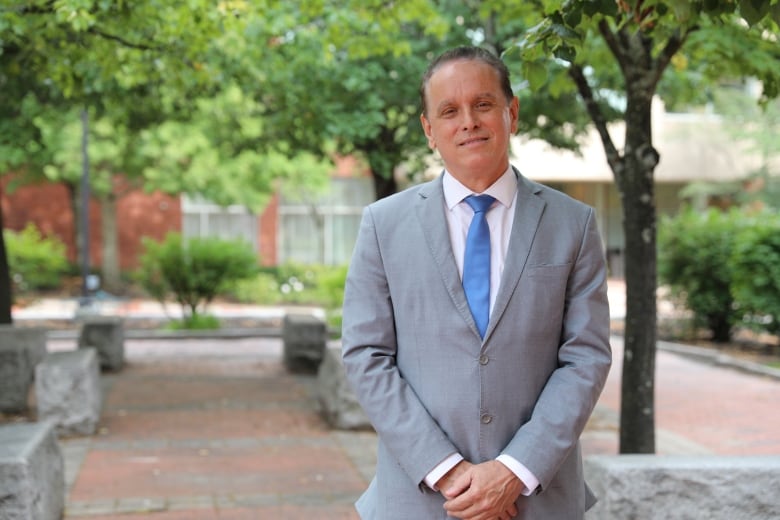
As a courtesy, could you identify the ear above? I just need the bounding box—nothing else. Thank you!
[509,96,520,134]
[420,113,436,149]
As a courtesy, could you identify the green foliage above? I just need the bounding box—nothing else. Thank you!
[229,262,347,328]
[660,207,780,339]
[233,262,347,306]
[230,272,284,305]
[730,211,780,334]
[4,224,69,293]
[136,233,258,320]
[165,313,222,331]
[658,208,743,342]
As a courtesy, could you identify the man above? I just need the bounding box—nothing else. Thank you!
[341,45,611,519]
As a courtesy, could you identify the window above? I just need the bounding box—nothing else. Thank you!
[181,195,257,250]
[279,177,373,265]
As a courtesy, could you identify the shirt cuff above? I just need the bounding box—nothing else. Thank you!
[496,454,540,496]
[424,453,464,491]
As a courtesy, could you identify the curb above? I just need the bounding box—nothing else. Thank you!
[47,327,284,341]
[657,339,780,381]
[30,321,780,382]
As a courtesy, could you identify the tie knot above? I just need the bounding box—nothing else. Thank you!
[464,194,495,214]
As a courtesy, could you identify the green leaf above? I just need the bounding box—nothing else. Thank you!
[739,0,772,26]
[771,1,780,25]
[523,60,548,91]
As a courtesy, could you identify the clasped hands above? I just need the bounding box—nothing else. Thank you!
[436,459,523,520]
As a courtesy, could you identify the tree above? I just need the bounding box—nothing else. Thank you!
[512,0,780,453]
[0,0,242,317]
[236,2,447,200]
[258,1,599,200]
[0,1,336,303]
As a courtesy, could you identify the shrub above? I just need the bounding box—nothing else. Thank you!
[228,262,347,329]
[4,224,69,293]
[658,208,742,342]
[137,233,258,327]
[230,272,283,305]
[730,211,780,335]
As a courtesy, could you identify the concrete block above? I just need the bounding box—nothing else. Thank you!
[317,342,372,430]
[35,348,103,436]
[282,313,326,373]
[0,326,48,413]
[78,317,125,371]
[0,421,65,520]
[585,455,780,520]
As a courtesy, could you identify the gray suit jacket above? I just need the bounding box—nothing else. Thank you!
[341,170,612,519]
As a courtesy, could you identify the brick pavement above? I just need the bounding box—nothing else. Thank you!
[600,337,780,455]
[54,338,367,519]
[47,332,780,519]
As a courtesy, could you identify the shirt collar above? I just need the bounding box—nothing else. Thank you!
[443,166,517,211]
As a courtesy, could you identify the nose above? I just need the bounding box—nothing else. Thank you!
[461,108,480,130]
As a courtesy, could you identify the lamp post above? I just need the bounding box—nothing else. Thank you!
[79,108,92,308]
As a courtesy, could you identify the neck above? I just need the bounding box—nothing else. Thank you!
[450,166,507,193]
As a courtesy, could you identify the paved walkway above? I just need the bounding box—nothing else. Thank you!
[53,337,368,519]
[43,331,780,519]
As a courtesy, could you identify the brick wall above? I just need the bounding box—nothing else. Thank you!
[2,176,181,270]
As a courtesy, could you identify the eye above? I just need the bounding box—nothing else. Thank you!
[476,101,493,110]
[440,107,457,117]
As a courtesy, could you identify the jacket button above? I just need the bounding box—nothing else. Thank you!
[479,354,489,365]
[481,414,492,424]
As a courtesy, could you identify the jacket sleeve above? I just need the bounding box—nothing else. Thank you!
[501,207,612,490]
[341,205,458,489]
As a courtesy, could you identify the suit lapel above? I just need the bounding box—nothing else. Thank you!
[415,175,480,338]
[484,171,546,341]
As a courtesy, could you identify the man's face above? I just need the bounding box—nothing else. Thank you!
[420,58,519,183]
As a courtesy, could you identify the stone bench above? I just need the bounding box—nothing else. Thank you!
[317,342,372,430]
[585,454,780,519]
[0,326,48,413]
[78,316,125,371]
[282,313,326,373]
[35,348,103,436]
[0,421,65,520]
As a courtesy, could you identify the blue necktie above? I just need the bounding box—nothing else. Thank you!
[462,194,495,338]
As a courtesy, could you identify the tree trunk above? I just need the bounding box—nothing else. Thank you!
[364,127,401,200]
[372,170,398,200]
[617,89,658,454]
[0,202,13,324]
[100,189,121,292]
[66,182,84,270]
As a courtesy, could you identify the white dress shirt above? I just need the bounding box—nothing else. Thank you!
[423,166,540,496]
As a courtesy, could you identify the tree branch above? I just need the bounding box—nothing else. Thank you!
[598,18,629,76]
[651,27,693,87]
[16,1,56,15]
[87,27,160,51]
[568,64,622,173]
[15,2,161,52]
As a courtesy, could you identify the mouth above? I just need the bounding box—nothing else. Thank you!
[458,136,489,147]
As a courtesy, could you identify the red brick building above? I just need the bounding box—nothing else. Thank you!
[1,158,372,273]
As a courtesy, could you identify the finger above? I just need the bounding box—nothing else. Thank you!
[443,492,471,514]
[443,489,478,516]
[442,470,472,499]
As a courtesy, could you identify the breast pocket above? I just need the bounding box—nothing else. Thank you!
[527,262,572,280]
[522,263,572,326]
